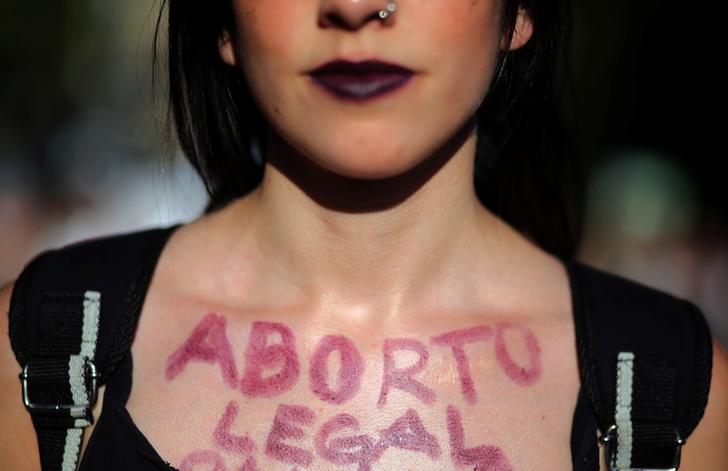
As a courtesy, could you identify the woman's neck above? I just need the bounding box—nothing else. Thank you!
[200,124,548,323]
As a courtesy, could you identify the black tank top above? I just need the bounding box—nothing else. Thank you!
[71,224,600,471]
[13,223,709,470]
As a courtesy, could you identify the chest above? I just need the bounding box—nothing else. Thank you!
[123,299,581,470]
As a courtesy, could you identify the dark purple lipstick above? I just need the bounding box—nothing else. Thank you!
[307,59,414,101]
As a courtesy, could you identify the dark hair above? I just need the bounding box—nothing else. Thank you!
[154,0,583,259]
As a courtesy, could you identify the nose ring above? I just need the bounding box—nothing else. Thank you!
[378,2,397,19]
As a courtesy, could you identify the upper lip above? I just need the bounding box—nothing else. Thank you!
[307,59,413,76]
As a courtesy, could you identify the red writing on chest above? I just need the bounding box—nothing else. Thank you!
[165,312,238,389]
[182,403,511,470]
[213,401,256,455]
[447,405,514,471]
[431,325,493,405]
[377,338,437,406]
[180,449,257,471]
[495,323,541,386]
[309,335,364,404]
[240,321,300,397]
[265,404,316,466]
[259,404,443,470]
[166,314,542,407]
[179,449,226,471]
[370,407,442,462]
[315,413,373,469]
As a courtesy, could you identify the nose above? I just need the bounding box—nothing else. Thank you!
[319,0,393,30]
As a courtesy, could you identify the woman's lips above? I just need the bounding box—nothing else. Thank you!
[310,73,413,100]
[307,59,414,101]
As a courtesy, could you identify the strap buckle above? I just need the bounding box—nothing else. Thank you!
[599,424,685,471]
[20,358,100,418]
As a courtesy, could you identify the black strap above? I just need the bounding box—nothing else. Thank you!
[20,291,101,471]
[567,259,712,469]
[8,224,181,471]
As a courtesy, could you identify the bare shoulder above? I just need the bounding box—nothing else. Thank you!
[0,279,40,471]
[680,337,728,470]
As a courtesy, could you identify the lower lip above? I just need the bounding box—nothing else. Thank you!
[309,73,414,102]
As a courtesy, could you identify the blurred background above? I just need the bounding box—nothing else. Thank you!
[0,1,725,347]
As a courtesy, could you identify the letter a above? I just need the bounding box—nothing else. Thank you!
[165,312,238,389]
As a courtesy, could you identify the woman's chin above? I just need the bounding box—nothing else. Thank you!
[315,154,418,181]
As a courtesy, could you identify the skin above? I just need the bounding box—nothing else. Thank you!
[1,0,727,469]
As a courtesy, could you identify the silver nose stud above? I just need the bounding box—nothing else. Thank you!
[378,2,397,19]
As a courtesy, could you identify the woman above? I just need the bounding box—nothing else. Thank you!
[1,0,726,470]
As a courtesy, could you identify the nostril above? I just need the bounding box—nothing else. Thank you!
[318,1,390,31]
[320,11,384,30]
